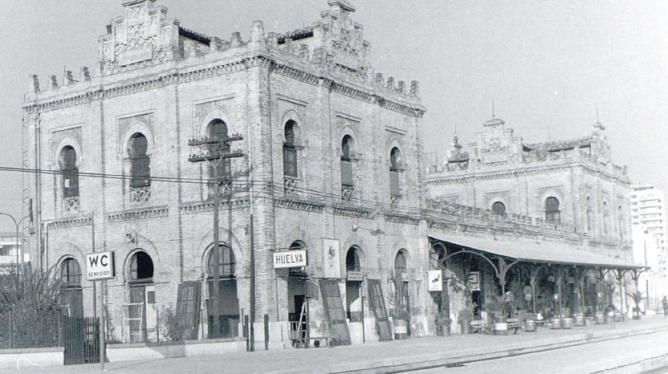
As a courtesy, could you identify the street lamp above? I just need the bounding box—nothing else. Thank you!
[0,212,31,273]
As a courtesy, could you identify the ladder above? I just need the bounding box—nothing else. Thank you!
[290,302,308,348]
[296,302,307,342]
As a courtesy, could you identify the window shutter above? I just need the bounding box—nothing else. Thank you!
[390,171,400,196]
[176,281,202,340]
[341,161,353,187]
[284,147,298,177]
[131,156,151,188]
[63,168,80,198]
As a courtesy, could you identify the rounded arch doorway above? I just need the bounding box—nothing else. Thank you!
[345,246,364,322]
[206,243,240,339]
[127,250,156,343]
[287,241,308,326]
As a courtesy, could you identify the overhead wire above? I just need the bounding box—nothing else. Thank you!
[0,165,427,216]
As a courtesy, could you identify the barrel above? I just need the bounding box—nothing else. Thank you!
[525,320,536,332]
[574,315,584,326]
[550,318,561,329]
[394,319,408,340]
[584,317,593,326]
[494,316,508,335]
[595,314,605,324]
[562,318,573,329]
[605,311,614,324]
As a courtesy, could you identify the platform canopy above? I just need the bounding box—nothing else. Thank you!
[429,233,648,270]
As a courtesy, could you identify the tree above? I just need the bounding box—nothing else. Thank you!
[0,267,62,348]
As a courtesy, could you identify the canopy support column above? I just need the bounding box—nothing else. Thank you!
[627,268,648,319]
[575,267,586,315]
[529,265,544,316]
[614,269,625,319]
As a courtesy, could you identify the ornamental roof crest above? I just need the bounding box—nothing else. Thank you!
[99,0,180,75]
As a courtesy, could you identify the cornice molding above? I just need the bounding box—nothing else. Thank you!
[333,205,370,219]
[179,199,249,214]
[106,205,169,222]
[383,213,421,225]
[274,198,325,213]
[47,215,93,230]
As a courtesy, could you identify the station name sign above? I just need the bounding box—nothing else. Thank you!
[86,251,115,281]
[273,250,307,269]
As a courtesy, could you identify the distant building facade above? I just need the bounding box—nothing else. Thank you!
[630,184,668,310]
[426,117,631,258]
[424,118,637,322]
[0,232,23,270]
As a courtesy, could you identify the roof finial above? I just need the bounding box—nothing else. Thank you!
[594,103,606,130]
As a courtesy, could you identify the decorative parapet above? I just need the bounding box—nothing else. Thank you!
[423,199,630,248]
[24,0,427,135]
[105,205,169,222]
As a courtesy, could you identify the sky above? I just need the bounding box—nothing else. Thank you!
[0,0,666,231]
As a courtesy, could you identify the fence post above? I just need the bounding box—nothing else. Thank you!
[9,308,13,349]
[264,314,269,351]
[244,315,249,352]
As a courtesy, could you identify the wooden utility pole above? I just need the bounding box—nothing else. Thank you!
[188,132,244,339]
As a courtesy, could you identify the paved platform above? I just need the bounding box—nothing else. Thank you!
[12,315,668,374]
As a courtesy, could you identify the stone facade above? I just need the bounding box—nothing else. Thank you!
[24,0,428,345]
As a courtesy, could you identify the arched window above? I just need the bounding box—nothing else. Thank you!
[283,121,298,178]
[60,146,79,198]
[61,258,81,286]
[129,251,154,281]
[389,147,402,198]
[207,244,236,278]
[341,135,354,193]
[129,133,150,188]
[208,120,231,183]
[492,201,506,216]
[545,197,561,224]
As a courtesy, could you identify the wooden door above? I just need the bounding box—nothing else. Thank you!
[129,286,145,343]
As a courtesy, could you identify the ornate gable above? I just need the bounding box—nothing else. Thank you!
[319,1,370,72]
[99,0,180,75]
[473,118,523,164]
